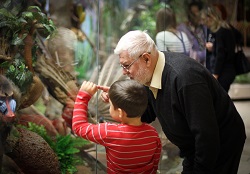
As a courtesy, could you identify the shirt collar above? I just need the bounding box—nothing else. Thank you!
[149,51,165,98]
[149,51,165,89]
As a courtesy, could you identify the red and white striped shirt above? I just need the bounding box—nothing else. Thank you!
[72,91,162,174]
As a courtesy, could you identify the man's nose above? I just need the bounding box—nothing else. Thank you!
[122,69,129,75]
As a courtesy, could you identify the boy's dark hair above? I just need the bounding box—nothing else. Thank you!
[108,79,148,118]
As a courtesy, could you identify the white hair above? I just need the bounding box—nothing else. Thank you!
[114,30,157,59]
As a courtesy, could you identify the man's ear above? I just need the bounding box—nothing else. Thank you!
[143,52,151,66]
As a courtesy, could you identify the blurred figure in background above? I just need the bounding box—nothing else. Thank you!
[212,2,244,47]
[212,3,228,21]
[178,1,207,65]
[202,6,237,92]
[155,7,190,56]
[205,3,228,75]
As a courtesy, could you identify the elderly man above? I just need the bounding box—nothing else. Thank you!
[99,30,246,174]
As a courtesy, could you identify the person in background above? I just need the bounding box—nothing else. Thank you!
[212,3,244,47]
[212,3,228,21]
[72,79,162,174]
[155,7,190,56]
[202,6,237,92]
[177,1,207,65]
[204,3,227,75]
[99,30,246,174]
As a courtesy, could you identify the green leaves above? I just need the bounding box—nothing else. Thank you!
[0,8,21,38]
[21,6,45,23]
[54,134,89,174]
[11,33,27,45]
[1,0,25,16]
[4,56,33,93]
[0,3,56,43]
[0,1,56,85]
[27,6,42,12]
[0,8,15,19]
[235,73,250,84]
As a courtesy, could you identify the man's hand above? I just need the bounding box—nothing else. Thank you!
[97,85,110,103]
[213,74,218,80]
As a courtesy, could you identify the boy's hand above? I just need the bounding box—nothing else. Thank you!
[97,85,110,103]
[80,81,98,96]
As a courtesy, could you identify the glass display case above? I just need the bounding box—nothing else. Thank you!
[0,0,249,173]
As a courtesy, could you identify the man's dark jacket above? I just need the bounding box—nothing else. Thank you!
[142,52,246,173]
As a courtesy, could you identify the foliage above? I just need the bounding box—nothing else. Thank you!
[20,6,56,38]
[0,5,23,40]
[0,5,55,43]
[131,0,165,38]
[18,122,90,174]
[74,41,94,80]
[18,121,54,145]
[0,1,56,77]
[102,0,122,37]
[234,73,250,84]
[53,134,87,174]
[0,54,33,93]
[33,97,46,114]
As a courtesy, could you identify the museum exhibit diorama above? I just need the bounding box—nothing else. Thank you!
[0,0,249,173]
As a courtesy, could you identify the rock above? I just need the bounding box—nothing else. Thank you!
[5,127,60,174]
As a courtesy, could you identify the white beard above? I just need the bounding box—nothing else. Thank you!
[133,66,151,85]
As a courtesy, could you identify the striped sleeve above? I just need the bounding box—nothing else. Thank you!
[72,91,107,145]
[154,137,162,171]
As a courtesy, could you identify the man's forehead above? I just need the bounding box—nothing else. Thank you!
[119,53,130,64]
[119,51,129,58]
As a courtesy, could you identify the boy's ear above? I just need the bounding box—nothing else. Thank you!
[118,108,126,118]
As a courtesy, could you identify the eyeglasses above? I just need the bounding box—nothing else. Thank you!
[120,52,151,72]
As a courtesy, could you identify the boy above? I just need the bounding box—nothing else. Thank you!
[72,79,162,174]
